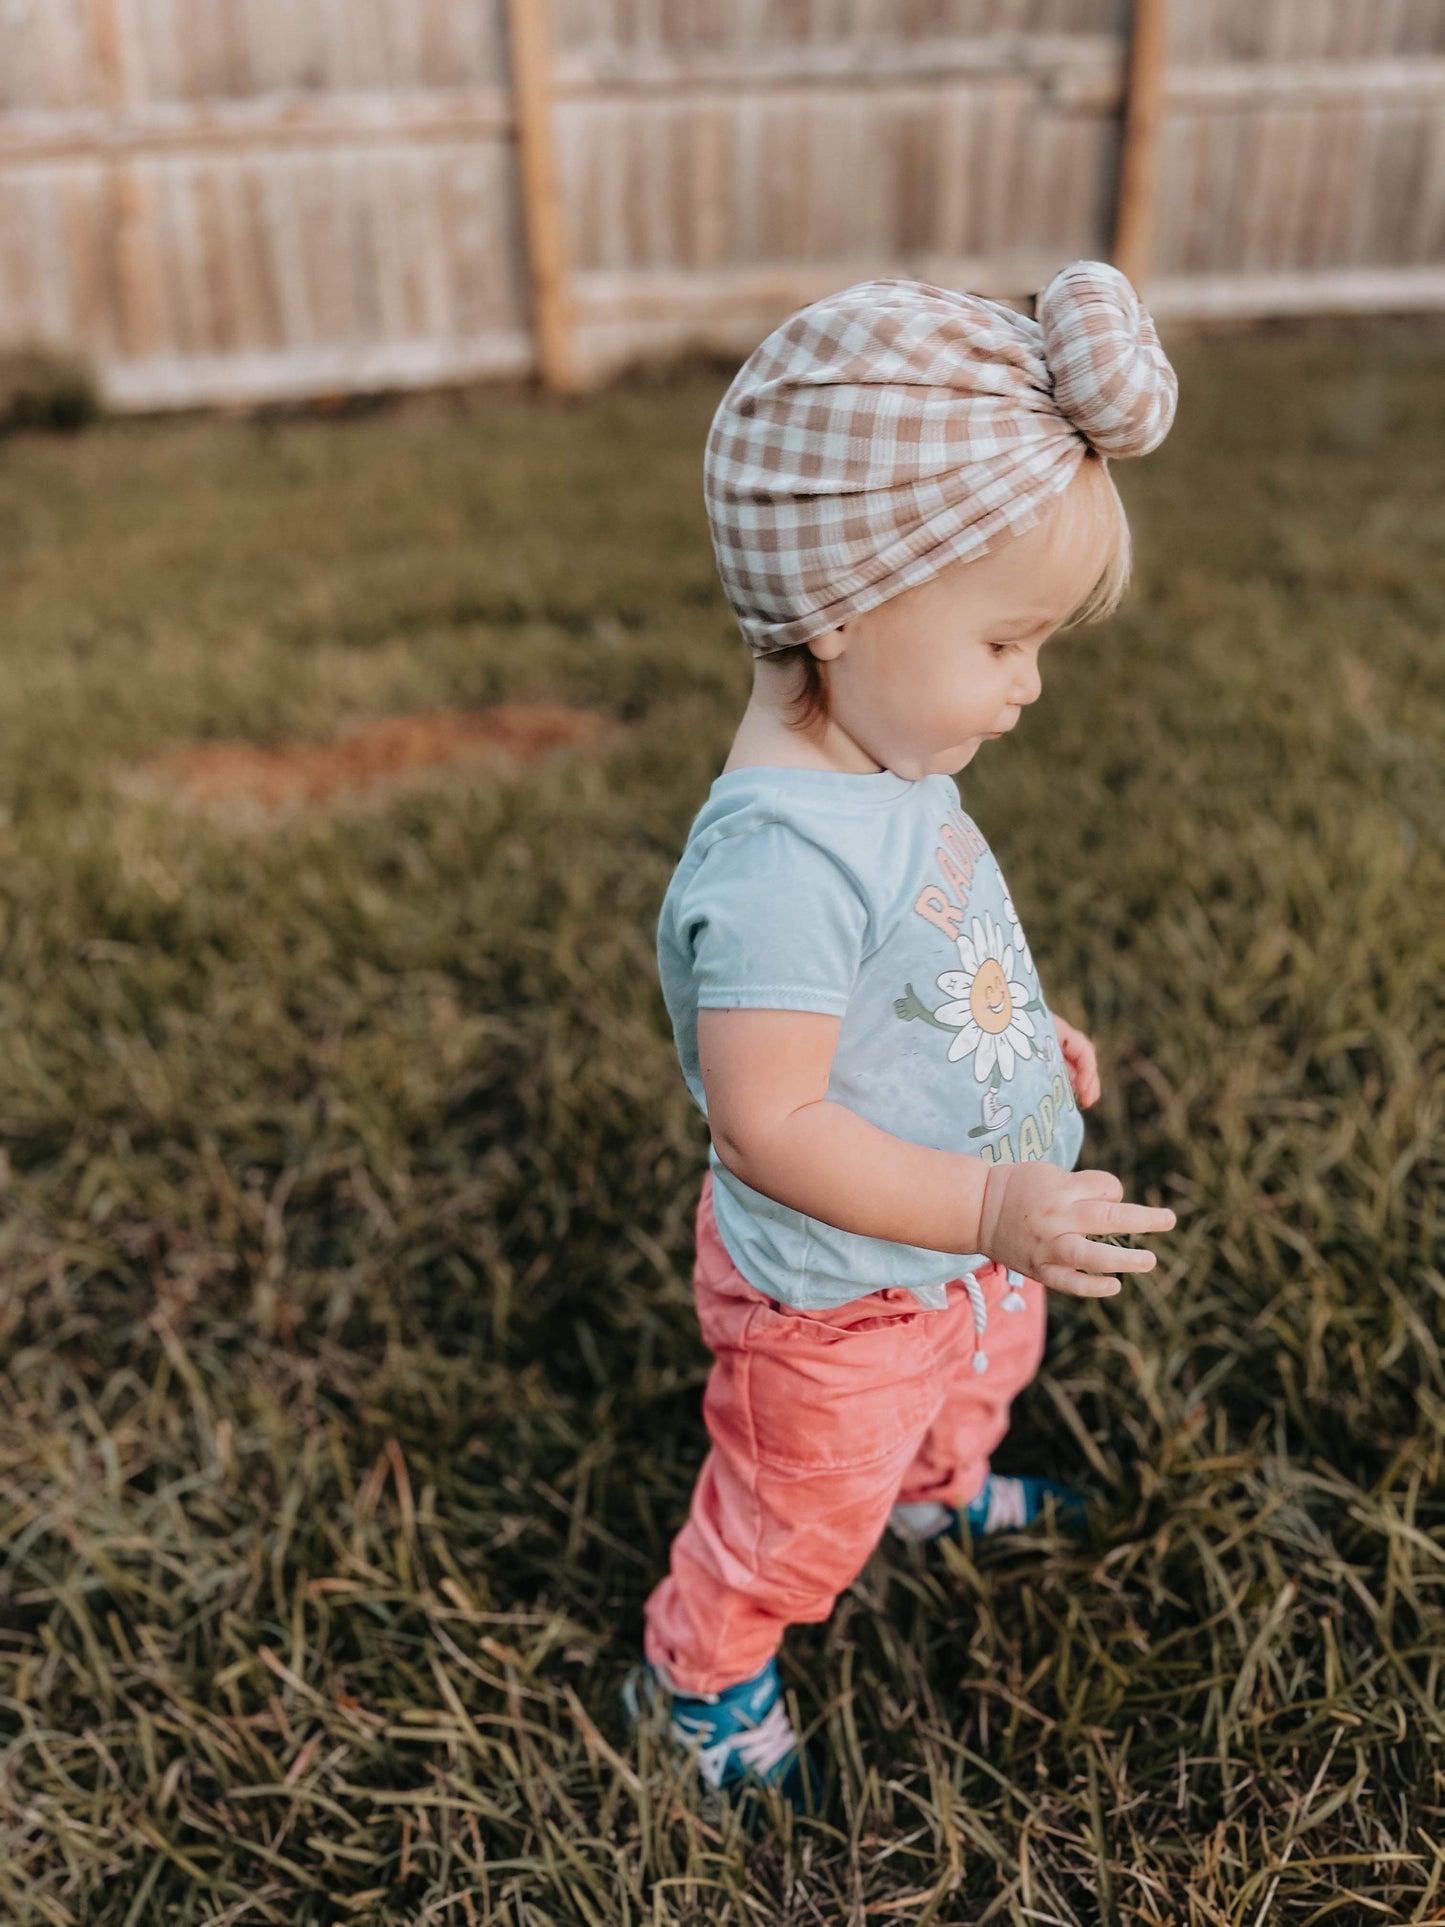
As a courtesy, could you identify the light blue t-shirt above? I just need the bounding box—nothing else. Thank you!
[656,765,1085,1310]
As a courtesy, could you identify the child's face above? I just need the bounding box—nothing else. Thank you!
[810,461,1119,780]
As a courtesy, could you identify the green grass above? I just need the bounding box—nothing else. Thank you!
[0,322,1442,1924]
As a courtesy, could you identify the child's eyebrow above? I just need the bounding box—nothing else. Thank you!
[987,615,1051,637]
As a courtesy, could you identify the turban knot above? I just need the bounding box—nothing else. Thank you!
[1037,260,1177,459]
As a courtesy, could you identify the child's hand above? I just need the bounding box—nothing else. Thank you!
[976,1162,1175,1298]
[1053,1015,1100,1107]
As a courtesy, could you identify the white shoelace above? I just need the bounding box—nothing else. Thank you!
[981,1475,1029,1533]
[887,1475,1031,1541]
[687,1698,800,1789]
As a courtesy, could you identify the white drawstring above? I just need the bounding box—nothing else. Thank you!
[963,1268,1029,1374]
[963,1269,988,1374]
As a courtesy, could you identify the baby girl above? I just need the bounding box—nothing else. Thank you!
[623,263,1181,1813]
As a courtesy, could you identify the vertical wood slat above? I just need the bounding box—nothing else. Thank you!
[93,0,167,359]
[1113,0,1169,288]
[506,0,577,390]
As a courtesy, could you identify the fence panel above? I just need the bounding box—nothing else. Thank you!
[551,12,1128,378]
[0,0,1441,408]
[0,0,530,407]
[1148,0,1445,317]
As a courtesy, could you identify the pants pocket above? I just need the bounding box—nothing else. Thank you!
[734,1302,935,1472]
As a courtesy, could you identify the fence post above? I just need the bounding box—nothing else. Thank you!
[91,0,162,364]
[1113,0,1168,290]
[505,0,579,394]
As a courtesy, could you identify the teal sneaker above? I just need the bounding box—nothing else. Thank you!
[620,1655,823,1814]
[888,1472,1089,1545]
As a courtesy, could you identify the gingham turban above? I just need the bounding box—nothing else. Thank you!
[703,260,1178,656]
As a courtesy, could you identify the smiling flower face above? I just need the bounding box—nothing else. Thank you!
[933,913,1037,1081]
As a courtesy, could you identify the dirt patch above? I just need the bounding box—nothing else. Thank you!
[137,704,610,815]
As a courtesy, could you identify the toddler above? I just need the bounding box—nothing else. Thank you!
[623,262,1180,1812]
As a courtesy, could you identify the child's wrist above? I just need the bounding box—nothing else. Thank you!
[946,1148,994,1258]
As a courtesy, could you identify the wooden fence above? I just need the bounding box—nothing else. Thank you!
[1,0,1442,410]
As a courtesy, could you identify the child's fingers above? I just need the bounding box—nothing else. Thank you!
[1075,1237,1157,1272]
[1044,1267,1122,1298]
[1087,1204,1177,1235]
[1074,1168,1127,1201]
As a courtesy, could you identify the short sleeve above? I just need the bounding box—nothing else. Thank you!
[680,821,870,1015]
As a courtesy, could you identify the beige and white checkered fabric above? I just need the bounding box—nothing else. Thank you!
[703,260,1177,656]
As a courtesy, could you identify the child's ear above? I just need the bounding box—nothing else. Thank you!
[808,625,848,664]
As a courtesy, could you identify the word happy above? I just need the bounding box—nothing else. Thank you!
[976,1071,1075,1164]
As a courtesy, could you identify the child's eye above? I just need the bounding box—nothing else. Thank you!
[987,641,1012,658]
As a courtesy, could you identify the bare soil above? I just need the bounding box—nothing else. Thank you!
[137,702,609,814]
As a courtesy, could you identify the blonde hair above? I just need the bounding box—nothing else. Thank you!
[1057,450,1133,630]
[774,450,1131,735]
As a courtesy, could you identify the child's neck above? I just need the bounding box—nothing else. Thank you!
[722,663,885,776]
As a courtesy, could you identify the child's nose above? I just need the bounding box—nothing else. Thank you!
[1013,661,1043,706]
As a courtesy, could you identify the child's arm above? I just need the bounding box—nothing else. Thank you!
[698,1007,1174,1298]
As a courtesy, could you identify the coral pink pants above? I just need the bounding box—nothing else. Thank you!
[643,1169,1048,1696]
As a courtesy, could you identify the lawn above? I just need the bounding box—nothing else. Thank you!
[0,321,1442,1925]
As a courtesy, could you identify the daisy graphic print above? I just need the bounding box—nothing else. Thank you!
[894,802,1078,1155]
[935,911,1038,1081]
